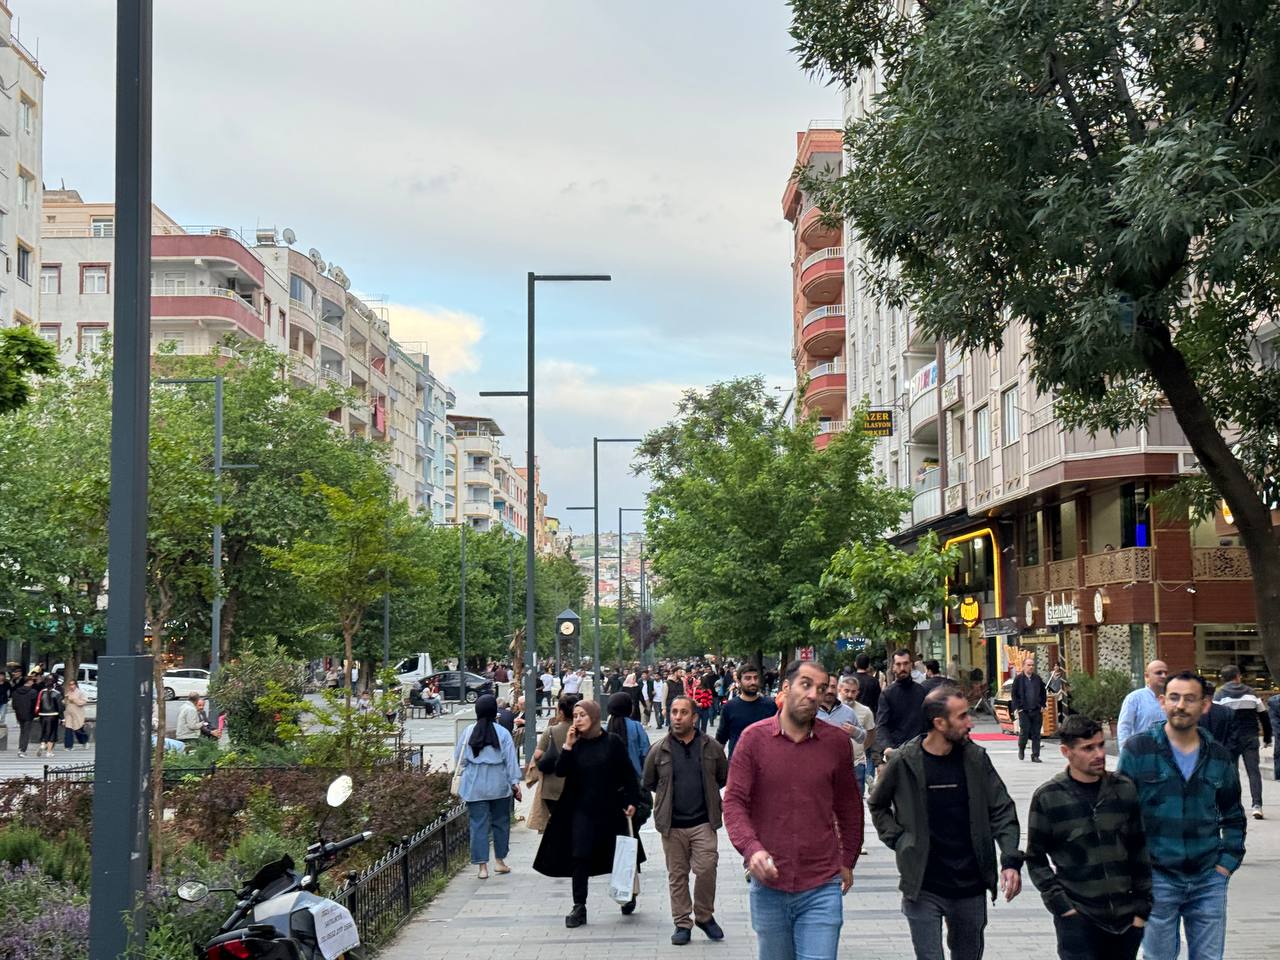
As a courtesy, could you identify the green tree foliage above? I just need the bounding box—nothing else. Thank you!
[207,641,308,749]
[814,532,960,648]
[0,326,57,415]
[790,0,1280,672]
[636,377,908,661]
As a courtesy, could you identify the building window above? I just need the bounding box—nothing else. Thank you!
[1001,387,1021,445]
[18,97,34,134]
[160,272,186,294]
[289,274,315,309]
[16,244,31,284]
[18,172,34,208]
[82,265,110,294]
[79,325,108,355]
[37,324,60,345]
[278,307,286,335]
[974,405,991,460]
[90,217,115,238]
[39,265,61,294]
[154,330,186,353]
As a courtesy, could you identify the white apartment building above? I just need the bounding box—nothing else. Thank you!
[0,4,43,328]
[445,414,532,536]
[390,341,455,520]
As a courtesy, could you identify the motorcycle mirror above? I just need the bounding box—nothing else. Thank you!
[326,774,354,808]
[176,880,209,903]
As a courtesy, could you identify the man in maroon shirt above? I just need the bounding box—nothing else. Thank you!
[723,660,863,960]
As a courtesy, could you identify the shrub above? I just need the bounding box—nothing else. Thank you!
[0,864,89,960]
[1069,669,1136,724]
[208,642,306,748]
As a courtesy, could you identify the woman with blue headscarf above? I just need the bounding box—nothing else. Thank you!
[454,693,523,879]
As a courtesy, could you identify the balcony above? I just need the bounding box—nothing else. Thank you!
[289,296,314,321]
[463,500,493,517]
[813,419,847,450]
[1047,557,1079,590]
[909,387,939,438]
[800,304,846,356]
[906,314,935,353]
[464,468,493,486]
[1018,565,1047,595]
[288,349,316,382]
[318,318,345,351]
[943,457,966,513]
[912,488,942,526]
[151,289,264,339]
[805,359,847,410]
[798,205,841,249]
[1083,547,1153,586]
[318,366,344,386]
[799,246,844,303]
[1191,547,1252,580]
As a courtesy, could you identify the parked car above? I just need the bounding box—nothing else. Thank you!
[393,653,435,688]
[427,671,493,704]
[52,662,99,685]
[160,667,210,701]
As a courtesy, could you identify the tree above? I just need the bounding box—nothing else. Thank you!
[790,0,1280,672]
[262,469,427,708]
[813,532,960,650]
[0,326,57,415]
[635,377,908,661]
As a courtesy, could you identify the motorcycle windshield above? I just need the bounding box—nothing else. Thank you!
[246,855,295,893]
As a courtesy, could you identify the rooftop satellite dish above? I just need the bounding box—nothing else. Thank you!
[282,228,297,246]
[308,247,321,261]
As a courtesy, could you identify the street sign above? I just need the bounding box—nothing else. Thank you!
[863,409,894,436]
[796,646,816,662]
[981,617,1019,638]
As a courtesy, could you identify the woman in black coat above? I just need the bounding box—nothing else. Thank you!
[533,698,644,928]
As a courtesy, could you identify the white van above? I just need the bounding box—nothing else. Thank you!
[393,653,434,687]
[51,663,99,701]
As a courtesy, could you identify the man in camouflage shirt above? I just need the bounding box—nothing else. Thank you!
[1026,715,1151,960]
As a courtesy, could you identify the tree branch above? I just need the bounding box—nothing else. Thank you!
[1102,0,1145,144]
[1224,27,1255,126]
[1046,49,1100,163]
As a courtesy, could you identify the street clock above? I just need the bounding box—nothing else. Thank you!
[555,609,581,643]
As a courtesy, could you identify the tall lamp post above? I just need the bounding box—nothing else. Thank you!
[619,507,644,668]
[480,272,610,763]
[563,435,640,700]
[435,521,468,702]
[90,3,153,956]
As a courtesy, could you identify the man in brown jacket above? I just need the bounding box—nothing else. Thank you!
[642,695,729,945]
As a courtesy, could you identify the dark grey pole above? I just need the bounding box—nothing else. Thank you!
[90,2,153,957]
[507,541,514,647]
[459,522,466,700]
[524,272,537,764]
[593,441,601,698]
[639,547,647,665]
[211,375,223,678]
[618,506,624,669]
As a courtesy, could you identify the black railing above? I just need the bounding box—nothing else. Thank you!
[334,801,468,946]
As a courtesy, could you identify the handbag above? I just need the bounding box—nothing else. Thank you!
[608,815,640,904]
[450,752,466,796]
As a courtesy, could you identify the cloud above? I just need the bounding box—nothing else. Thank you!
[384,304,485,379]
[537,360,688,431]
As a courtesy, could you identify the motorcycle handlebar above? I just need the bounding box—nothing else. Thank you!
[307,831,372,862]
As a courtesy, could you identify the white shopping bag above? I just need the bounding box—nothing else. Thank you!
[608,816,639,903]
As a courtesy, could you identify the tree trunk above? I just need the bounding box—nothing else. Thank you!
[343,625,355,711]
[1143,325,1280,677]
[220,590,238,665]
[148,595,172,878]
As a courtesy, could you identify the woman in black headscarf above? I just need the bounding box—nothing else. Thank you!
[533,698,644,928]
[453,694,522,879]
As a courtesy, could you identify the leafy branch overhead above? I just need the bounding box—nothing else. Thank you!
[791,0,1280,674]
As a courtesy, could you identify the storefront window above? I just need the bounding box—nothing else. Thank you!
[1121,482,1150,548]
[1197,623,1271,689]
[1020,512,1040,566]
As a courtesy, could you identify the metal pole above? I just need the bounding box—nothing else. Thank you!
[90,2,153,956]
[618,506,624,670]
[593,440,602,701]
[507,542,514,646]
[523,272,537,763]
[209,375,223,719]
[459,522,466,701]
[640,548,647,666]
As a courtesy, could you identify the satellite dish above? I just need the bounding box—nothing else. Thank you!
[282,228,297,246]
[308,247,321,261]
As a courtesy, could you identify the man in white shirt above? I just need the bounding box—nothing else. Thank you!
[817,674,865,748]
[539,669,556,714]
[1117,660,1169,751]
[561,669,583,696]
[839,674,876,795]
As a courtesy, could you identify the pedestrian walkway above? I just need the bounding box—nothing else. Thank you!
[385,721,1278,959]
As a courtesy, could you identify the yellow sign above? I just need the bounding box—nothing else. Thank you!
[1222,500,1234,525]
[863,409,895,437]
[959,596,981,628]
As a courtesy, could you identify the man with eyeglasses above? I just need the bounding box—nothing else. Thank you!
[1118,671,1245,960]
[1116,660,1168,752]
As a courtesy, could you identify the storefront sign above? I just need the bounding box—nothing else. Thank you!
[796,646,815,662]
[913,361,939,395]
[1020,632,1060,646]
[1092,589,1106,624]
[959,596,981,628]
[1024,598,1036,627]
[981,617,1019,638]
[863,409,895,436]
[1044,592,1079,625]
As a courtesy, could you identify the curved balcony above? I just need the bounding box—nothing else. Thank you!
[798,206,841,249]
[151,290,264,339]
[152,233,265,287]
[909,386,939,439]
[805,359,847,412]
[318,318,345,351]
[813,419,847,451]
[800,304,846,356]
[288,349,316,383]
[799,246,844,303]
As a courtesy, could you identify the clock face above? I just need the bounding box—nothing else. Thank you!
[1025,598,1034,627]
[559,621,575,636]
[1093,591,1104,624]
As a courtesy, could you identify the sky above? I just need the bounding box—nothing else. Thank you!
[21,1,837,533]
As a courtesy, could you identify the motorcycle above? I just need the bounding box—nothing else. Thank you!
[178,774,370,960]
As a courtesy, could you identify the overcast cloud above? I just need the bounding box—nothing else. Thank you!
[23,1,836,523]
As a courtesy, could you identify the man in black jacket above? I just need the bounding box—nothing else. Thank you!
[1213,664,1273,818]
[10,675,39,758]
[715,663,776,759]
[854,654,882,714]
[877,649,928,754]
[1011,656,1047,762]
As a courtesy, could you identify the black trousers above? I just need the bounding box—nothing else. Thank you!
[1053,914,1142,960]
[1019,709,1042,758]
[572,857,591,906]
[18,719,35,752]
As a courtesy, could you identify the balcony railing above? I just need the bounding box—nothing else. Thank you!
[912,467,941,493]
[946,457,967,484]
[912,487,942,525]
[816,420,848,435]
[802,304,845,328]
[1018,565,1047,595]
[807,359,847,379]
[800,246,844,272]
[1083,547,1153,586]
[1047,557,1079,590]
[289,297,314,318]
[1191,546,1252,580]
[319,366,344,385]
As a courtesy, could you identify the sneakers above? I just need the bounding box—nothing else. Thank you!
[565,904,587,928]
[695,917,725,941]
[671,927,691,946]
[1252,806,1264,820]
[1031,756,1043,763]
[15,752,25,758]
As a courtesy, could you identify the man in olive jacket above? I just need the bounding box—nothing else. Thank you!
[869,687,1022,960]
[642,696,730,945]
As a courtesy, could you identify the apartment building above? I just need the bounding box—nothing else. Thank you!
[39,193,456,517]
[446,414,522,534]
[0,4,43,328]
[834,78,1268,688]
[782,121,845,447]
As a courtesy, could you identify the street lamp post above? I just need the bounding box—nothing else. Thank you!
[90,4,153,956]
[619,508,644,669]
[480,272,609,763]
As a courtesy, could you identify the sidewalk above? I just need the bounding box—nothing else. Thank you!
[384,722,1278,959]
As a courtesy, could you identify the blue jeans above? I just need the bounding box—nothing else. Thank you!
[749,875,843,960]
[1143,866,1229,960]
[854,762,867,796]
[467,796,511,865]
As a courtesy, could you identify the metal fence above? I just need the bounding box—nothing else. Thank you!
[333,801,468,946]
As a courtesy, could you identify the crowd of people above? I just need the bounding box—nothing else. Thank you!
[0,663,90,757]
[452,652,1268,960]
